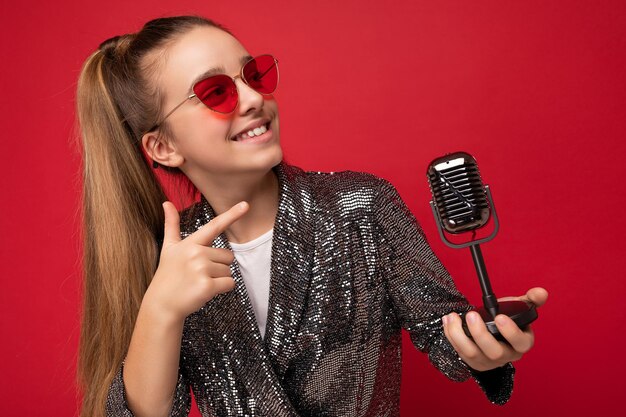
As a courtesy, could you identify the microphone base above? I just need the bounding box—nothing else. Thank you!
[460,300,538,343]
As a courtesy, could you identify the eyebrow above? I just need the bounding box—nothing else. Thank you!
[188,55,254,93]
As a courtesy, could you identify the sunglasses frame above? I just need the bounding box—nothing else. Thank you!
[146,54,279,133]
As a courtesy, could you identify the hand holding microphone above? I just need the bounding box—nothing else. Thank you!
[442,287,548,372]
[426,152,548,371]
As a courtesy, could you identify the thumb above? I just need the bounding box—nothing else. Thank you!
[162,201,181,246]
[497,287,549,307]
[525,287,549,307]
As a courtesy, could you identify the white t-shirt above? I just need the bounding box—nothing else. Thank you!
[229,228,273,339]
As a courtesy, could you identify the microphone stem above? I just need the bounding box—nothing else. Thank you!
[469,244,499,318]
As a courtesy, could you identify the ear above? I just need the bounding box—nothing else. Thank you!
[141,131,185,168]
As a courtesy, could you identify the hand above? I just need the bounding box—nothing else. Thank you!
[442,287,548,372]
[143,200,249,321]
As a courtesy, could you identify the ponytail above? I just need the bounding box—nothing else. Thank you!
[75,16,229,416]
[76,44,167,417]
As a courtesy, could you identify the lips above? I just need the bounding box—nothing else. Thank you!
[231,119,271,141]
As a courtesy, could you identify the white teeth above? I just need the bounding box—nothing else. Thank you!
[236,123,268,140]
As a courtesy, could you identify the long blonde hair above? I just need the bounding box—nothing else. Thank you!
[75,16,230,417]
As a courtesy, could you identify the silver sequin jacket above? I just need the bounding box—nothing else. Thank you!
[106,162,515,416]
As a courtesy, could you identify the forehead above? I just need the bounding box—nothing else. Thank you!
[159,26,249,95]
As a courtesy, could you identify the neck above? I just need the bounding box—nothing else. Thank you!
[196,167,280,244]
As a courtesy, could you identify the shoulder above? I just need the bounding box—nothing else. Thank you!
[306,168,383,190]
[292,165,397,213]
[304,167,396,199]
[277,161,386,192]
[294,166,414,229]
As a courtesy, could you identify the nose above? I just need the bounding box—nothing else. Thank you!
[235,76,264,115]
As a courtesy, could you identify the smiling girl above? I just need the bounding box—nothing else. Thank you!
[76,15,547,417]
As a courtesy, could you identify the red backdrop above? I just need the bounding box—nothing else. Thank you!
[1,0,624,415]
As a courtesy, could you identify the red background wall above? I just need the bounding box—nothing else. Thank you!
[1,0,624,415]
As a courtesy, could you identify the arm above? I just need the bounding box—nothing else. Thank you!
[106,336,191,417]
[110,299,191,417]
[373,178,515,404]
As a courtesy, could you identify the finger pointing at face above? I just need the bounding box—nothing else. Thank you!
[188,201,250,246]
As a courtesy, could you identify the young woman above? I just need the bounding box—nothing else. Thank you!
[76,15,548,417]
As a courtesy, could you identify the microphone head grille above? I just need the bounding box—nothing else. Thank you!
[427,152,491,234]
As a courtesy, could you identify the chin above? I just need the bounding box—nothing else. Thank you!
[243,146,283,174]
[263,148,284,172]
[271,146,283,166]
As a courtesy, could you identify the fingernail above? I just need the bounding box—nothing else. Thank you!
[495,315,507,326]
[442,315,448,326]
[467,312,476,324]
[238,201,248,210]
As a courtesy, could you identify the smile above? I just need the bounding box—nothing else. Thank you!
[232,122,271,141]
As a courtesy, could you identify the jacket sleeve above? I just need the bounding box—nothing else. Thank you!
[105,361,191,416]
[373,178,515,405]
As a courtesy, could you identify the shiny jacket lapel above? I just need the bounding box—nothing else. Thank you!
[180,162,315,414]
[263,163,316,378]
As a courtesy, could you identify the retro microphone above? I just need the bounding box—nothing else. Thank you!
[426,151,537,341]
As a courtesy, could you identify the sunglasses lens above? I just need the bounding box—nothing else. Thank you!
[193,74,238,113]
[243,55,279,94]
[192,56,278,114]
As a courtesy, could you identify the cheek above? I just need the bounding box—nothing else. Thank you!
[173,113,233,145]
[265,97,279,114]
[265,100,280,126]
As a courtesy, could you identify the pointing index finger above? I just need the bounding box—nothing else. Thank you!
[188,201,249,246]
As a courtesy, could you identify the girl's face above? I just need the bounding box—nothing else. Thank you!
[144,25,282,180]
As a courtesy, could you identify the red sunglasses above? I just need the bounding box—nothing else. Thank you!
[148,54,279,132]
